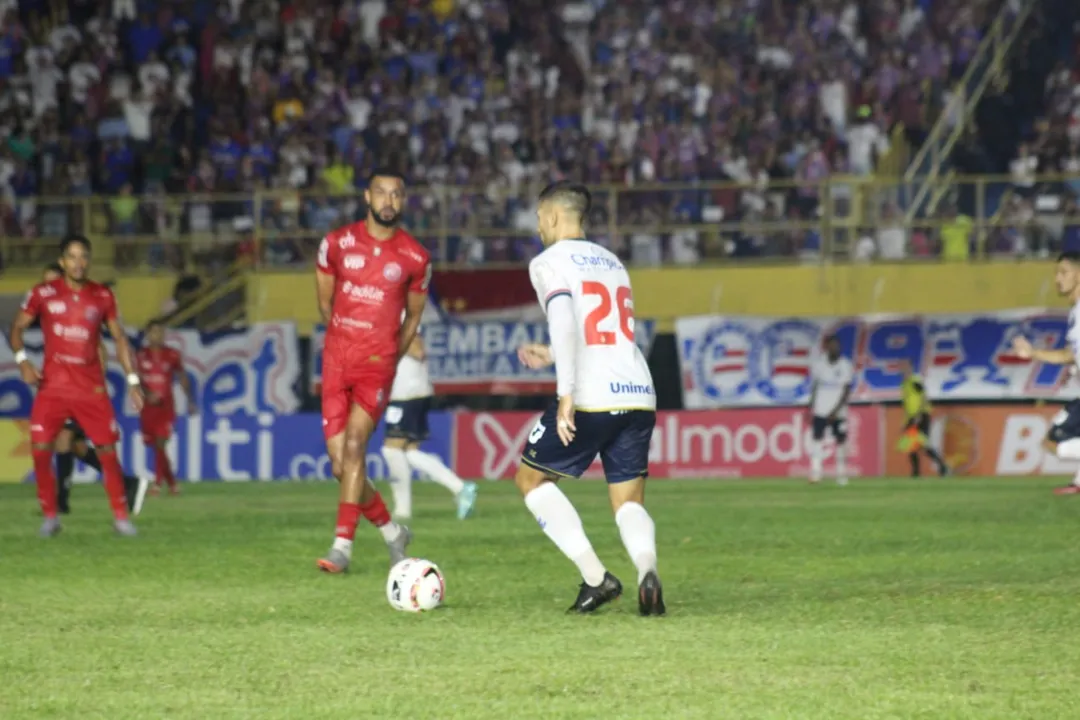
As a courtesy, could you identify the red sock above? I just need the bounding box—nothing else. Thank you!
[335,502,361,541]
[99,452,129,521]
[154,446,176,489]
[360,493,391,528]
[32,449,58,518]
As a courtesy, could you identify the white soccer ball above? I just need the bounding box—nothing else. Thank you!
[386,558,445,612]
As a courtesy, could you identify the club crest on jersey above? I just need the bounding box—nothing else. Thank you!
[343,254,366,270]
[383,262,402,282]
[47,301,66,315]
[84,306,100,322]
[749,320,818,403]
[339,232,356,249]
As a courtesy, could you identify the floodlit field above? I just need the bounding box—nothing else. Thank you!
[2,478,1079,719]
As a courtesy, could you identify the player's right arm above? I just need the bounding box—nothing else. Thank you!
[1013,336,1074,365]
[529,256,578,444]
[405,334,426,361]
[315,235,337,323]
[11,287,43,386]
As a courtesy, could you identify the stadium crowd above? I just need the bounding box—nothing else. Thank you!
[0,0,1028,266]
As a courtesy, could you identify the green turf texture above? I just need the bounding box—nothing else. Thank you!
[1,478,1078,719]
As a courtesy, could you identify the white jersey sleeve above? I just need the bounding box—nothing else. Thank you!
[531,241,656,411]
[810,356,854,417]
[1069,301,1080,376]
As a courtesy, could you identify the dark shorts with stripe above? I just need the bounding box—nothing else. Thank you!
[520,400,655,483]
[812,415,848,443]
[1049,400,1080,442]
[384,397,431,442]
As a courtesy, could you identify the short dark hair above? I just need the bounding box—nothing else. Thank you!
[367,167,406,187]
[44,262,62,274]
[1059,251,1080,264]
[60,234,91,254]
[146,318,165,331]
[538,181,592,220]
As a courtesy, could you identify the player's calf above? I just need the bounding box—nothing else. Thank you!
[610,478,664,616]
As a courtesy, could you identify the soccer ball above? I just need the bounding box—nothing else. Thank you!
[386,558,445,612]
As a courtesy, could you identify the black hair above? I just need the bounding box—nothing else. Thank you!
[146,318,165,331]
[367,167,406,186]
[825,334,840,345]
[1059,251,1080,264]
[44,262,62,274]
[59,233,91,254]
[538,181,592,220]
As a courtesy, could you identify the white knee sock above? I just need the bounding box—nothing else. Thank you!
[406,449,465,495]
[810,440,824,481]
[524,483,606,586]
[835,444,847,478]
[1057,438,1080,460]
[381,447,413,518]
[615,501,657,584]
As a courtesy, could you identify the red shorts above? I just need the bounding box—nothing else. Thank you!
[31,386,119,447]
[140,404,175,445]
[321,344,396,439]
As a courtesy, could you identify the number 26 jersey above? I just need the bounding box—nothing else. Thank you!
[529,240,655,412]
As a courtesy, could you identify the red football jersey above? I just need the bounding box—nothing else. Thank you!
[21,278,117,391]
[136,346,184,410]
[316,221,431,362]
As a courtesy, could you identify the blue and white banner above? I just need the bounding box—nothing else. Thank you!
[15,411,454,484]
[677,310,1077,408]
[0,322,302,418]
[312,319,658,395]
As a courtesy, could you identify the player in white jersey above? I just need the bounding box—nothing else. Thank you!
[381,333,479,520]
[1012,252,1080,495]
[807,335,855,485]
[514,181,664,616]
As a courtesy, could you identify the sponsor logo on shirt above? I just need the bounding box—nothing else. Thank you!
[383,262,402,282]
[47,301,66,314]
[52,324,90,340]
[570,254,624,270]
[339,232,356,249]
[39,286,57,298]
[85,306,100,322]
[341,281,385,302]
[343,254,366,270]
[332,316,375,330]
[609,381,654,395]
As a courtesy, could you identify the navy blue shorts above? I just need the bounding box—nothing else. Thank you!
[812,415,848,443]
[385,397,431,441]
[1049,400,1080,443]
[520,401,655,483]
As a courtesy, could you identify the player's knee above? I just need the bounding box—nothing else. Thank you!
[608,476,646,513]
[1043,437,1059,454]
[514,465,551,496]
[96,444,116,454]
[343,431,367,460]
[32,442,51,453]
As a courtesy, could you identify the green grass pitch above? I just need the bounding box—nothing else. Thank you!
[2,478,1080,719]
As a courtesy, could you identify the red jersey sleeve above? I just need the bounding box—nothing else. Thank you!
[171,349,185,376]
[20,285,44,319]
[101,287,119,322]
[316,233,338,275]
[408,252,432,294]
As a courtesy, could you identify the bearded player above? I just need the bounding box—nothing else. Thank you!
[515,181,663,616]
[137,319,196,494]
[11,235,144,536]
[38,263,149,516]
[1013,251,1080,495]
[315,169,430,573]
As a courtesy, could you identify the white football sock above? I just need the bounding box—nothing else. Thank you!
[809,440,824,481]
[1057,438,1080,461]
[406,449,465,495]
[382,447,413,518]
[378,521,402,543]
[835,445,847,478]
[524,483,606,586]
[331,537,353,556]
[615,501,657,585]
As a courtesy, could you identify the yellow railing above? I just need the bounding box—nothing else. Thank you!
[903,0,1034,219]
[3,174,1078,272]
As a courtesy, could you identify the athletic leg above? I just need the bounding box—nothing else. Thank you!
[30,393,67,535]
[73,395,135,534]
[833,418,849,486]
[1047,401,1080,494]
[381,436,414,520]
[809,417,825,483]
[54,427,75,514]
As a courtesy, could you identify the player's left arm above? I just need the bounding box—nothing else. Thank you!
[315,236,337,323]
[827,362,854,418]
[398,256,431,359]
[406,334,426,361]
[1013,336,1074,365]
[104,295,143,410]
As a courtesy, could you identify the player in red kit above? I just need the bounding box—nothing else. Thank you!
[11,234,144,537]
[315,169,431,573]
[137,319,196,494]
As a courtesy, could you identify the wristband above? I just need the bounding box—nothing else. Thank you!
[126,373,140,386]
[13,350,27,364]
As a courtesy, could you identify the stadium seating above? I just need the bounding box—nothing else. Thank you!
[0,0,1017,266]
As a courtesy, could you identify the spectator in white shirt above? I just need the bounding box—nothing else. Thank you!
[1010,142,1038,198]
[847,105,890,175]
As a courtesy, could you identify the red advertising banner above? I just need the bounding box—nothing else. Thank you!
[883,404,1075,476]
[453,407,884,480]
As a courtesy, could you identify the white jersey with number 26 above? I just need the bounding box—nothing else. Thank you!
[529,240,656,411]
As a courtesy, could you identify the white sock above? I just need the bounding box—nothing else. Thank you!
[835,445,847,478]
[378,521,401,543]
[524,483,606,586]
[810,441,823,480]
[406,449,465,495]
[332,537,353,557]
[382,447,413,518]
[615,501,657,585]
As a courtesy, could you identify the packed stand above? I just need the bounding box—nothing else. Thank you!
[0,0,1007,269]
